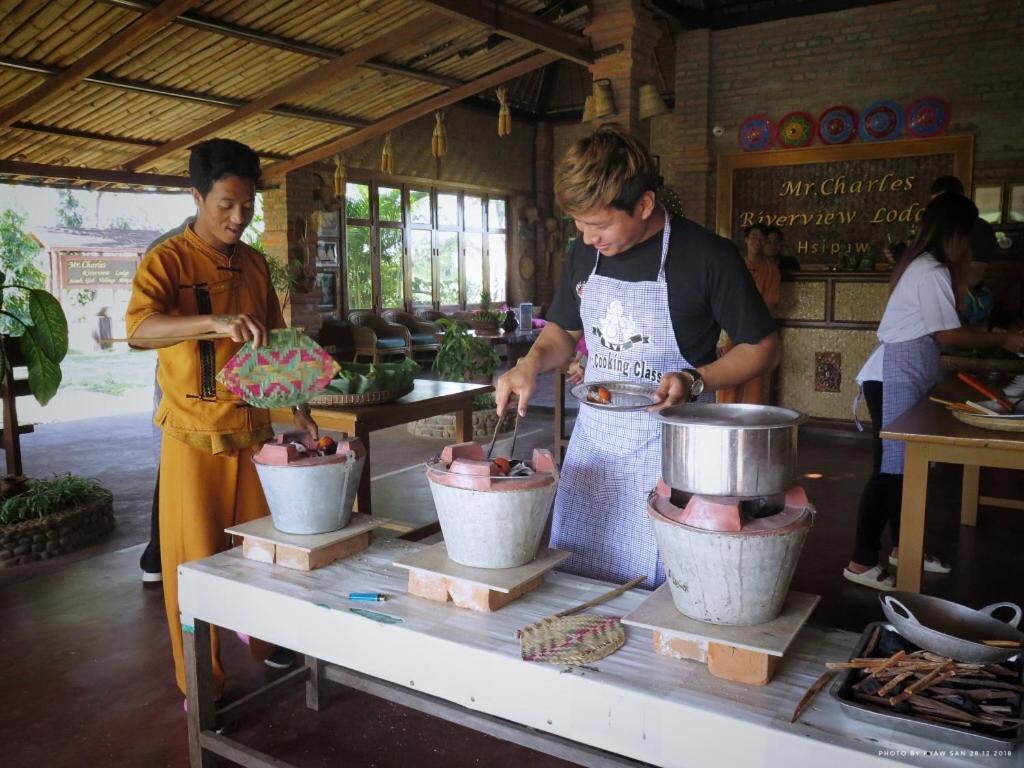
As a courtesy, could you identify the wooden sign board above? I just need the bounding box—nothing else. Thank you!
[61,254,138,287]
[716,136,974,266]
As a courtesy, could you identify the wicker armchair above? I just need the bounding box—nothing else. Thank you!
[414,308,449,323]
[381,310,441,359]
[316,317,356,364]
[347,310,412,363]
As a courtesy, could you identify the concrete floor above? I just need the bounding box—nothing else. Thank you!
[3,372,1022,767]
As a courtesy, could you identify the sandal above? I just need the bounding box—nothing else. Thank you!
[843,565,896,591]
[888,552,952,574]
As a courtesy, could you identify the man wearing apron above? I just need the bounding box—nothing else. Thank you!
[495,126,780,587]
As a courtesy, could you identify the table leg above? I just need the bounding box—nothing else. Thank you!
[456,401,474,443]
[960,465,980,526]
[355,426,371,516]
[305,655,328,711]
[182,619,217,768]
[895,443,928,592]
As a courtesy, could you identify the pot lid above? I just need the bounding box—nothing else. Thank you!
[654,403,805,429]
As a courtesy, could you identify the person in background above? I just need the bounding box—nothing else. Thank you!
[717,223,781,405]
[765,225,800,271]
[125,139,318,699]
[844,193,1024,590]
[495,125,779,587]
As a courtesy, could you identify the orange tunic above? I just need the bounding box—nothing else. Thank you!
[125,225,283,695]
[717,258,780,405]
[125,224,283,452]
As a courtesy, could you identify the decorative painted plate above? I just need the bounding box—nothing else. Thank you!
[776,111,816,148]
[217,328,340,408]
[737,114,775,152]
[859,99,903,141]
[817,105,858,144]
[905,96,951,138]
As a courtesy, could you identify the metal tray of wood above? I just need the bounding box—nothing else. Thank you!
[830,622,1022,750]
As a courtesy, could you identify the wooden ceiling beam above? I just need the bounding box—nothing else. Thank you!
[0,0,204,128]
[0,55,368,129]
[264,51,559,180]
[125,15,446,172]
[418,1,592,65]
[98,0,463,88]
[0,160,188,188]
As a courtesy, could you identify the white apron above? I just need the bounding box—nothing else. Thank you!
[550,214,700,587]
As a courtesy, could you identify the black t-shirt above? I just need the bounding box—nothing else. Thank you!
[547,215,777,367]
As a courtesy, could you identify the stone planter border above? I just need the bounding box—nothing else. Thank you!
[408,408,516,441]
[0,491,115,567]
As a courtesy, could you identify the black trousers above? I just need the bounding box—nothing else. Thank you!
[139,470,161,574]
[852,381,904,567]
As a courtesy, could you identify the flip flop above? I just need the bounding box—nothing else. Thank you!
[889,553,952,574]
[842,565,895,591]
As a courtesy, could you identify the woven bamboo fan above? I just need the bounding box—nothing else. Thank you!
[517,576,644,665]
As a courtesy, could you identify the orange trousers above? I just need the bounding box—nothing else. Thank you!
[159,436,271,696]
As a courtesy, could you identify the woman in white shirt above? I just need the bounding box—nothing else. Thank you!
[844,193,1024,590]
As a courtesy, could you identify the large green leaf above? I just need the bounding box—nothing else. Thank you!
[27,289,68,363]
[20,329,62,406]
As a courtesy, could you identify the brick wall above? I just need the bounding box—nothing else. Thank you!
[653,0,1024,228]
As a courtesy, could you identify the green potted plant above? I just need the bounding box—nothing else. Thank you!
[472,290,505,335]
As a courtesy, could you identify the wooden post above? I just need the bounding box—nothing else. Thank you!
[895,443,929,592]
[960,464,980,526]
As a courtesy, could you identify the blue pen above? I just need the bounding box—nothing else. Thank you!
[348,592,388,602]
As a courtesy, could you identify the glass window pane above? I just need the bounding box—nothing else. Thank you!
[488,233,506,303]
[378,186,402,222]
[438,232,459,306]
[409,189,431,226]
[464,196,484,231]
[1011,185,1024,223]
[488,198,506,230]
[345,226,372,310]
[380,228,404,308]
[345,183,369,220]
[409,230,433,306]
[464,233,483,306]
[974,186,1002,224]
[437,192,458,227]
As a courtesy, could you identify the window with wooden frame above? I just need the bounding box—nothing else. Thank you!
[339,178,508,315]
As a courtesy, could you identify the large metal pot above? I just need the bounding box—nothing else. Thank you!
[655,403,805,497]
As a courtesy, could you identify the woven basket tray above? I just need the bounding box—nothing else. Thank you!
[518,614,626,665]
[952,409,1024,432]
[308,382,413,408]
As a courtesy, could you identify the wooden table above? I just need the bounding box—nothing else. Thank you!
[272,379,493,518]
[473,328,540,367]
[880,394,1024,592]
[179,540,1013,768]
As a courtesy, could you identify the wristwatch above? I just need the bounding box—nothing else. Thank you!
[680,368,704,402]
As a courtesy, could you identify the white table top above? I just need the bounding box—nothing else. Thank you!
[179,541,1022,768]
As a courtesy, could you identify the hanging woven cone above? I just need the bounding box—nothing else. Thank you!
[431,111,447,158]
[380,132,394,174]
[638,83,669,119]
[581,94,595,123]
[496,86,512,136]
[592,79,616,119]
[333,154,346,199]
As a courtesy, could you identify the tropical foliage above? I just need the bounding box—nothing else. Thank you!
[0,209,68,405]
[0,473,109,525]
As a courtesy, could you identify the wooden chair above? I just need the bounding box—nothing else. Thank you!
[347,310,412,363]
[0,337,35,477]
[381,310,441,360]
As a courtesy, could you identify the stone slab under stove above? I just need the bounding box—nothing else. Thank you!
[622,584,819,685]
[227,514,388,571]
[393,542,570,612]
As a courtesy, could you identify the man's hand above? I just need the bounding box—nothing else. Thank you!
[649,372,694,412]
[293,406,319,440]
[213,313,268,348]
[1002,332,1024,354]
[495,357,540,417]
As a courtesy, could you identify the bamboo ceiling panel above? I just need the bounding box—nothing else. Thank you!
[0,0,589,189]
